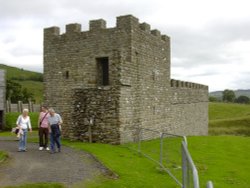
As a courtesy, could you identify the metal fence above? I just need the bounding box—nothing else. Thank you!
[129,128,213,188]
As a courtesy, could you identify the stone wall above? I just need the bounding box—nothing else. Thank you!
[44,15,209,144]
[169,79,209,135]
[71,88,120,144]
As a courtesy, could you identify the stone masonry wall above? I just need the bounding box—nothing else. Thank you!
[169,79,209,135]
[118,16,171,142]
[71,88,120,144]
[44,16,132,139]
[44,15,209,144]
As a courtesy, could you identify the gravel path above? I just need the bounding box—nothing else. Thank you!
[0,139,112,187]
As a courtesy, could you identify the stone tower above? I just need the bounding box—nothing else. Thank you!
[44,15,208,144]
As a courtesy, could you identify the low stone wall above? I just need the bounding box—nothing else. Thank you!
[169,86,209,136]
[70,87,120,144]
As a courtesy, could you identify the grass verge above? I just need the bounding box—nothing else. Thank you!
[64,136,250,188]
[0,151,8,164]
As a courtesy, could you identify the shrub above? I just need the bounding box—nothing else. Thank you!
[4,112,39,130]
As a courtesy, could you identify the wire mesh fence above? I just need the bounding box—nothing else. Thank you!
[126,128,213,188]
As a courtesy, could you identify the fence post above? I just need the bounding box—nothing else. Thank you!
[17,101,23,113]
[28,100,33,112]
[138,128,141,153]
[206,181,213,188]
[6,100,10,112]
[88,117,94,143]
[182,142,187,188]
[160,132,164,165]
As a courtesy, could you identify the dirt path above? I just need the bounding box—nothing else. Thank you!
[0,140,110,187]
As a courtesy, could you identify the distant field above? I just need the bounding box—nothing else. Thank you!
[209,102,250,135]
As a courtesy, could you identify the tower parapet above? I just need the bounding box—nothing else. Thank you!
[44,15,170,43]
[171,79,208,90]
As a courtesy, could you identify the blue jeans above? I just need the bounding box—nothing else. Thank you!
[50,133,61,152]
[19,129,27,151]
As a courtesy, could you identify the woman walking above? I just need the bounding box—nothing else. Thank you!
[16,109,32,152]
[48,108,63,153]
[38,106,50,151]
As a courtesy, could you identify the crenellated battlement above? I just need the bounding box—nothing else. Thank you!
[44,15,169,42]
[44,14,208,144]
[171,79,208,90]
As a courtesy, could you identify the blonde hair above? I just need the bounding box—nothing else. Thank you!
[48,108,55,113]
[23,108,29,113]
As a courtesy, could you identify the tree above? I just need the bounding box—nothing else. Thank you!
[222,89,236,102]
[235,95,250,104]
[209,96,218,102]
[6,79,35,103]
[22,88,34,103]
[6,79,23,103]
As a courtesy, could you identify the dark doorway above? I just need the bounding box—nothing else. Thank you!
[96,57,109,86]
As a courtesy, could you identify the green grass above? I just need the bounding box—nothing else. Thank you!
[209,102,250,121]
[1,130,249,187]
[64,140,179,188]
[0,64,42,81]
[4,112,39,130]
[2,183,64,188]
[0,151,8,164]
[63,136,250,188]
[209,102,250,135]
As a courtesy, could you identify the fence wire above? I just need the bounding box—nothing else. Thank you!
[125,128,213,188]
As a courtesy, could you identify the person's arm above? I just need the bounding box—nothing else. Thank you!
[38,112,41,128]
[28,116,32,132]
[57,114,63,130]
[16,115,21,129]
[48,123,51,133]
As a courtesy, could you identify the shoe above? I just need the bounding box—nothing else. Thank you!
[46,147,50,151]
[50,150,55,154]
[22,149,27,152]
[18,149,22,152]
[39,147,43,151]
[58,148,61,152]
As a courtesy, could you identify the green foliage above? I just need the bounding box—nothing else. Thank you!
[4,112,39,130]
[6,80,35,103]
[0,64,43,103]
[15,80,44,103]
[235,95,250,104]
[222,89,236,102]
[209,96,217,102]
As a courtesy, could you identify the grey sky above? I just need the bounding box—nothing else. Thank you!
[0,0,250,91]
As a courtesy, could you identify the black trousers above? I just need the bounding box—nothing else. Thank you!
[39,127,49,147]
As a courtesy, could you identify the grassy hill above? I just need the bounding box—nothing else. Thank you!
[0,64,43,103]
[209,102,250,135]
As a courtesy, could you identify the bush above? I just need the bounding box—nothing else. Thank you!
[4,112,39,130]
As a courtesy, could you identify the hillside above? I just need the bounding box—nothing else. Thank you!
[0,64,43,103]
[210,89,250,99]
[209,102,250,135]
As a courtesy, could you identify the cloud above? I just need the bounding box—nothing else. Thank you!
[0,0,250,91]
